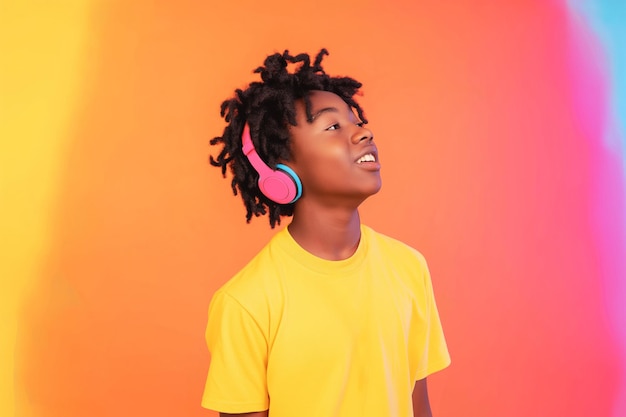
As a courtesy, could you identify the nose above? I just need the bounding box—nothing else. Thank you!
[351,124,374,144]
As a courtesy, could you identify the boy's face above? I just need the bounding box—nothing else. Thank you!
[287,90,381,205]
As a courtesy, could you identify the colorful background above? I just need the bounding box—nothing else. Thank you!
[2,1,625,416]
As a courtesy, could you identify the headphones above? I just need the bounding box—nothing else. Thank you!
[241,123,302,204]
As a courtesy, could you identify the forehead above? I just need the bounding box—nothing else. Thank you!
[308,90,351,111]
[295,90,355,121]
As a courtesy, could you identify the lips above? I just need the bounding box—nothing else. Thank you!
[354,147,380,172]
[355,147,379,164]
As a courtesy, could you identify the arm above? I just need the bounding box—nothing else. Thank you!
[203,292,270,414]
[412,378,432,417]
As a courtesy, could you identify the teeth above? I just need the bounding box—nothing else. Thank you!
[357,153,376,163]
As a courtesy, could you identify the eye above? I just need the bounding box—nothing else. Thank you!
[356,121,365,127]
[326,123,340,131]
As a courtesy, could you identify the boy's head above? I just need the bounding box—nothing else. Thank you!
[210,49,379,228]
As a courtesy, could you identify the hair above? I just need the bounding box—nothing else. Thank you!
[209,49,367,228]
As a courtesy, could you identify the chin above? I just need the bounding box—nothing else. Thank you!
[370,178,383,195]
[359,181,383,200]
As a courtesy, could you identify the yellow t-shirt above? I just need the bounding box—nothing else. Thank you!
[202,225,450,416]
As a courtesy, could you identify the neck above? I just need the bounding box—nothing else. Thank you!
[288,202,362,261]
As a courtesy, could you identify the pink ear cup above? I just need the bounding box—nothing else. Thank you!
[241,124,302,204]
[257,168,299,204]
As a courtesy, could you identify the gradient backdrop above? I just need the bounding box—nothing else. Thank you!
[2,1,625,416]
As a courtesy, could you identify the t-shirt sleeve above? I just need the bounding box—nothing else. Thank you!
[412,255,451,380]
[202,289,269,413]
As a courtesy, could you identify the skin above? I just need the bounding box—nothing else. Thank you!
[221,91,432,417]
[287,90,381,260]
[413,378,433,417]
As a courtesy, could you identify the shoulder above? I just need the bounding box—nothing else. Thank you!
[361,225,434,296]
[362,225,428,267]
[212,229,288,313]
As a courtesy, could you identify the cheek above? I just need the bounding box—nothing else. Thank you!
[315,142,348,162]
[306,147,350,174]
[302,158,354,194]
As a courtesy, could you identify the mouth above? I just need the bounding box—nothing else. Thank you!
[355,149,381,171]
[356,153,377,164]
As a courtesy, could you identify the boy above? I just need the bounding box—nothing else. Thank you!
[203,49,450,417]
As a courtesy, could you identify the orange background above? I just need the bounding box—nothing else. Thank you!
[2,1,624,416]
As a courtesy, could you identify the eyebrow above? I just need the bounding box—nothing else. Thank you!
[311,107,339,121]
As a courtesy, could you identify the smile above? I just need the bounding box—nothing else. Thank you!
[356,153,376,164]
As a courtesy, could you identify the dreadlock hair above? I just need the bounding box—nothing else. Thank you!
[209,49,367,228]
